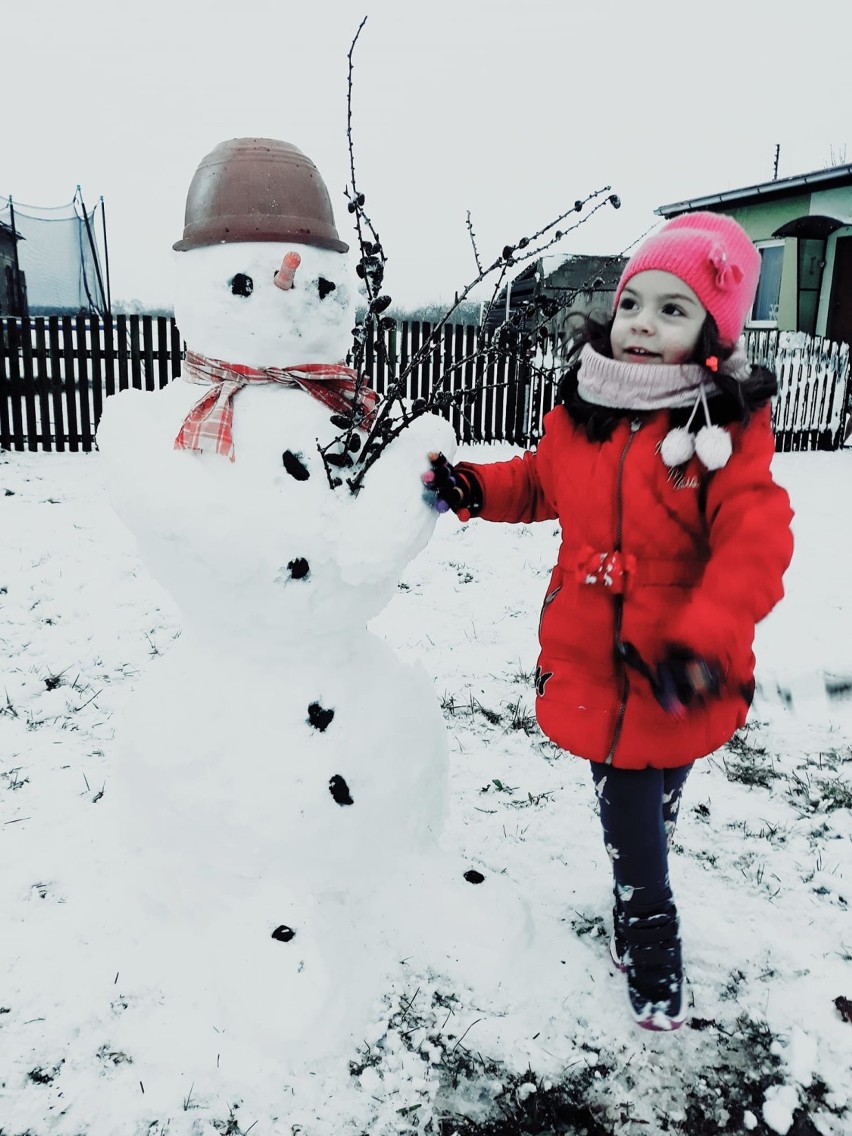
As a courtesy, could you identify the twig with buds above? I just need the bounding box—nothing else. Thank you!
[330,18,626,492]
[466,211,483,277]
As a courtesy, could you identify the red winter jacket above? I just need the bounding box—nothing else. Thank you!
[457,404,794,769]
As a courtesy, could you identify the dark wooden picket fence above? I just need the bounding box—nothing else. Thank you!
[0,316,182,452]
[1,315,849,453]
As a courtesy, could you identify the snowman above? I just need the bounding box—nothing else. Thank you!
[96,139,531,1066]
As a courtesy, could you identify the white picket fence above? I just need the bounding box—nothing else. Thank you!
[745,330,851,450]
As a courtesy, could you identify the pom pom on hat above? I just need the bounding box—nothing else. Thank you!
[614,212,761,346]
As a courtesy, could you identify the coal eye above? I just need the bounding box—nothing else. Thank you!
[229,273,254,297]
[317,278,336,300]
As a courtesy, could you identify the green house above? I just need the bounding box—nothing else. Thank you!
[657,164,852,346]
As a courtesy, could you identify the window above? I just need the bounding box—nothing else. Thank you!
[749,241,785,326]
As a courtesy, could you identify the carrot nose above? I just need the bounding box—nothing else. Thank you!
[273,250,301,291]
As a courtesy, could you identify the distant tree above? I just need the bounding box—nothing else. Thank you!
[354,299,482,325]
[111,298,174,317]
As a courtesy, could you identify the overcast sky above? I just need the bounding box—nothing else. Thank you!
[5,0,852,309]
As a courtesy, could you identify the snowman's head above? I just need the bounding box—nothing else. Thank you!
[173,241,357,368]
[172,138,357,368]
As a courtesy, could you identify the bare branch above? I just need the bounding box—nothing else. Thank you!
[466,211,483,276]
[339,19,627,492]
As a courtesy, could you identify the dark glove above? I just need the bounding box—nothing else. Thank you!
[652,647,721,719]
[421,452,482,521]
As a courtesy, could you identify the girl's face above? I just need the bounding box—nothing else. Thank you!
[610,270,706,365]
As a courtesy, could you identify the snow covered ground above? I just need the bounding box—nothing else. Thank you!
[1,443,851,1136]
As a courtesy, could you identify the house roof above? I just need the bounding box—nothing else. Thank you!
[656,163,852,217]
[541,254,626,291]
[0,219,24,241]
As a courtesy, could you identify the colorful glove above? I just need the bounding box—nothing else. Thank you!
[652,647,721,719]
[421,452,481,521]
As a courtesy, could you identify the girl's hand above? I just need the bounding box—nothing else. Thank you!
[653,647,721,719]
[421,452,479,521]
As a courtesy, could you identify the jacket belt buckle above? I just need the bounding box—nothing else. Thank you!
[576,548,636,595]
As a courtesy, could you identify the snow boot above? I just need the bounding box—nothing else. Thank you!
[621,902,687,1031]
[609,894,627,973]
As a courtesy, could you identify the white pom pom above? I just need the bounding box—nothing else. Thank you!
[660,427,695,467]
[695,425,732,470]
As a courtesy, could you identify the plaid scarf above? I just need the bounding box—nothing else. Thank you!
[174,351,378,461]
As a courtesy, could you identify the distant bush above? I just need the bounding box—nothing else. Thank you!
[110,299,174,318]
[354,300,482,326]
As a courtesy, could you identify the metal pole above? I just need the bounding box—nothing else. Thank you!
[77,186,109,316]
[100,197,112,315]
[8,197,23,314]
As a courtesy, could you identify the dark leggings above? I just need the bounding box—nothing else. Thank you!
[590,762,693,912]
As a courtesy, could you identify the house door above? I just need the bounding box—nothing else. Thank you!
[827,236,852,345]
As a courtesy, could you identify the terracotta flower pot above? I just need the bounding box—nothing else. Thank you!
[173,138,348,253]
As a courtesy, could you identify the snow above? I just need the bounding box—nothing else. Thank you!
[1,442,851,1134]
[762,1083,800,1134]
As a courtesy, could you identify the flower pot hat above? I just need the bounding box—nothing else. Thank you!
[173,138,348,253]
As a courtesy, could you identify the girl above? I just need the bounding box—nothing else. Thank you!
[422,212,794,1032]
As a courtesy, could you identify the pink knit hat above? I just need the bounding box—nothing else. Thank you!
[614,212,761,346]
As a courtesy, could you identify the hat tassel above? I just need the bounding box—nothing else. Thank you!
[660,383,732,471]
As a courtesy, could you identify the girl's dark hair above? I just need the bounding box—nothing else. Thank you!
[556,312,776,442]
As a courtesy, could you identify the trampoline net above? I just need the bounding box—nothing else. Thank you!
[0,196,107,316]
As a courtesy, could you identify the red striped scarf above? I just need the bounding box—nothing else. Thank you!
[174,351,378,461]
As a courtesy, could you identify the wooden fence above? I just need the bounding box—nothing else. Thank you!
[1,315,849,452]
[0,315,181,452]
[745,329,851,452]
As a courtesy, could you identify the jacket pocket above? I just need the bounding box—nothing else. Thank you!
[538,569,563,643]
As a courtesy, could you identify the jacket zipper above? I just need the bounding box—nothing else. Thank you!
[604,420,641,765]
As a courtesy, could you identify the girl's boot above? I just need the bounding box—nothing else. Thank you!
[609,889,627,972]
[621,901,686,1031]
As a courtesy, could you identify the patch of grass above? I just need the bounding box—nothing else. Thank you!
[211,1107,243,1135]
[448,561,475,584]
[680,1014,785,1133]
[505,789,555,810]
[436,1067,612,1135]
[504,698,537,735]
[480,779,517,796]
[96,1045,133,1067]
[569,911,607,939]
[717,726,779,788]
[42,667,70,692]
[470,695,502,725]
[787,768,852,814]
[510,662,536,685]
[718,968,747,1002]
[438,692,504,726]
[27,1062,63,1085]
[440,691,458,716]
[2,768,28,791]
[817,776,852,810]
[720,753,777,789]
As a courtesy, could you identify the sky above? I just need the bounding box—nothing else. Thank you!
[5,0,852,309]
